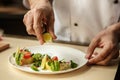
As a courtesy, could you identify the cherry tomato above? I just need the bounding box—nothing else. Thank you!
[24,52,31,59]
[52,56,58,61]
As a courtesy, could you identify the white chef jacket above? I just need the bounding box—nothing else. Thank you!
[23,0,120,45]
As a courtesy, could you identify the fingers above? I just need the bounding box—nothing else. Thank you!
[33,10,44,44]
[23,11,35,35]
[48,11,57,39]
[88,44,112,64]
[96,49,119,65]
[86,38,100,59]
[88,44,119,65]
[24,9,45,44]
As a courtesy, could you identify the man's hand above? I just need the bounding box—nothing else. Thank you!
[23,0,56,44]
[86,23,120,65]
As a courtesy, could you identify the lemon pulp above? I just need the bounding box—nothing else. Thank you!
[43,33,52,42]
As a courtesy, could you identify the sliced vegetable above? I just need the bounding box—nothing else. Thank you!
[54,61,60,71]
[70,60,78,68]
[50,61,60,71]
[15,48,21,65]
[31,64,39,71]
[52,56,58,61]
[24,52,31,59]
[33,61,41,67]
[15,53,21,65]
[41,54,48,69]
[32,53,42,61]
[50,61,55,71]
[46,61,51,70]
[18,53,24,65]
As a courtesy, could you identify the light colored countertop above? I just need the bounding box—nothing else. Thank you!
[0,36,119,80]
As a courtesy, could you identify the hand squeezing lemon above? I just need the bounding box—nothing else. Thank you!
[43,33,52,43]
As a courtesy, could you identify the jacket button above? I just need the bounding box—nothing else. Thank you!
[74,23,78,26]
[114,0,119,4]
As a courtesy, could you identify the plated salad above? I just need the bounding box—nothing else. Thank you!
[13,48,78,72]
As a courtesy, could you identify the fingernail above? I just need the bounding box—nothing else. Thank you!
[39,40,44,45]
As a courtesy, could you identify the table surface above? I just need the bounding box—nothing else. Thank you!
[0,36,119,80]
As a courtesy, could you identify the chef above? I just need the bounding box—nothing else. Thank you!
[23,0,120,65]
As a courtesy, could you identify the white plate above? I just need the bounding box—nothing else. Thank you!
[9,45,88,74]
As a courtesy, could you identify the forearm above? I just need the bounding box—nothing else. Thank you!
[28,0,53,9]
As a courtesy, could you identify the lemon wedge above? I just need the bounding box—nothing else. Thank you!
[41,54,48,69]
[43,33,52,43]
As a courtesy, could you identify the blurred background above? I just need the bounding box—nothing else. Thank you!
[0,0,30,37]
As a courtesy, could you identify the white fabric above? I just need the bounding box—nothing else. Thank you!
[53,0,120,45]
[23,0,120,45]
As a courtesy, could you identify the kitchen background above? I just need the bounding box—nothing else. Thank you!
[0,0,30,37]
